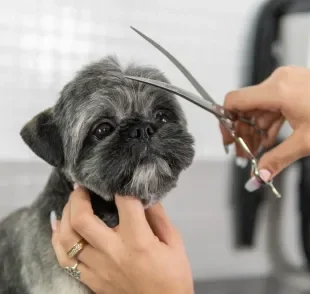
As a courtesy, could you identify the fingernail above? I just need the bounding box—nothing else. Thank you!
[50,211,57,231]
[235,157,249,168]
[73,183,79,190]
[244,169,271,192]
[224,145,230,154]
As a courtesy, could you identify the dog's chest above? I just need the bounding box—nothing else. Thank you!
[17,214,93,294]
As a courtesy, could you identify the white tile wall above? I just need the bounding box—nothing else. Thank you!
[0,0,264,161]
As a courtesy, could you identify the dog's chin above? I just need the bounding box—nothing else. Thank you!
[129,156,173,204]
[84,156,175,207]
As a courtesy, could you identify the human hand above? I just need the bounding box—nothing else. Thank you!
[50,186,194,294]
[220,66,310,191]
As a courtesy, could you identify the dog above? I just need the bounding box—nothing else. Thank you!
[0,56,195,293]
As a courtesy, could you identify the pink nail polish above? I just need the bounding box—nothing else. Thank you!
[244,169,271,192]
[73,183,79,190]
[258,169,271,182]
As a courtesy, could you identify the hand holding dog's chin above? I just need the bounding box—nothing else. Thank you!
[51,186,194,294]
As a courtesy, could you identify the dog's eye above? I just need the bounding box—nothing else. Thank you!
[93,122,114,140]
[154,111,169,123]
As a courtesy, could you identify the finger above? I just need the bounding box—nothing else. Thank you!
[262,117,285,148]
[59,203,84,254]
[253,126,263,156]
[250,113,267,156]
[115,195,154,242]
[51,226,101,292]
[258,130,310,178]
[234,121,253,158]
[256,112,281,130]
[248,123,258,155]
[52,207,103,269]
[219,122,234,147]
[251,113,283,155]
[232,121,243,157]
[220,109,272,154]
[224,83,282,112]
[53,210,117,279]
[69,186,118,252]
[145,203,182,247]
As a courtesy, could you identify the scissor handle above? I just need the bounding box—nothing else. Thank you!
[216,106,250,123]
[212,105,235,120]
[218,108,266,137]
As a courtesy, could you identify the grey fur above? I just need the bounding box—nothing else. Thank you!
[0,55,195,293]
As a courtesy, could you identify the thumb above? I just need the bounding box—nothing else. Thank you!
[244,131,307,193]
[259,131,308,178]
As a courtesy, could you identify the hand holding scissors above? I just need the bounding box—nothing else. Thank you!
[125,27,281,198]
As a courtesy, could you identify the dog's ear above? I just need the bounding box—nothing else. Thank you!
[20,108,64,167]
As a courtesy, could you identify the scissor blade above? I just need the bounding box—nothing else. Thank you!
[130,26,216,104]
[125,75,226,118]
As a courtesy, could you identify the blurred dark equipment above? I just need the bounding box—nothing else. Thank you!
[299,157,310,271]
[232,0,310,271]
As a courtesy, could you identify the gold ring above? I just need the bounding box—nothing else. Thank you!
[67,239,86,259]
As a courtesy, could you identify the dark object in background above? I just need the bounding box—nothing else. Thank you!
[231,154,263,248]
[246,0,310,87]
[232,0,310,266]
[231,140,281,248]
[299,157,310,271]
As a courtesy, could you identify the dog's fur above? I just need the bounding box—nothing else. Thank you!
[0,56,195,293]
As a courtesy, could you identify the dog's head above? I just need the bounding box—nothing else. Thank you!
[21,56,195,206]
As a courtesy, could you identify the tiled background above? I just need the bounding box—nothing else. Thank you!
[0,0,309,285]
[0,0,264,161]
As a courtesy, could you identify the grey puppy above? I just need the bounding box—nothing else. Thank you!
[0,56,195,293]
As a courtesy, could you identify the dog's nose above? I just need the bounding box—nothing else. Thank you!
[128,123,155,140]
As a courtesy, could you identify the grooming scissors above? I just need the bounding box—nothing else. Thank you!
[125,26,281,198]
